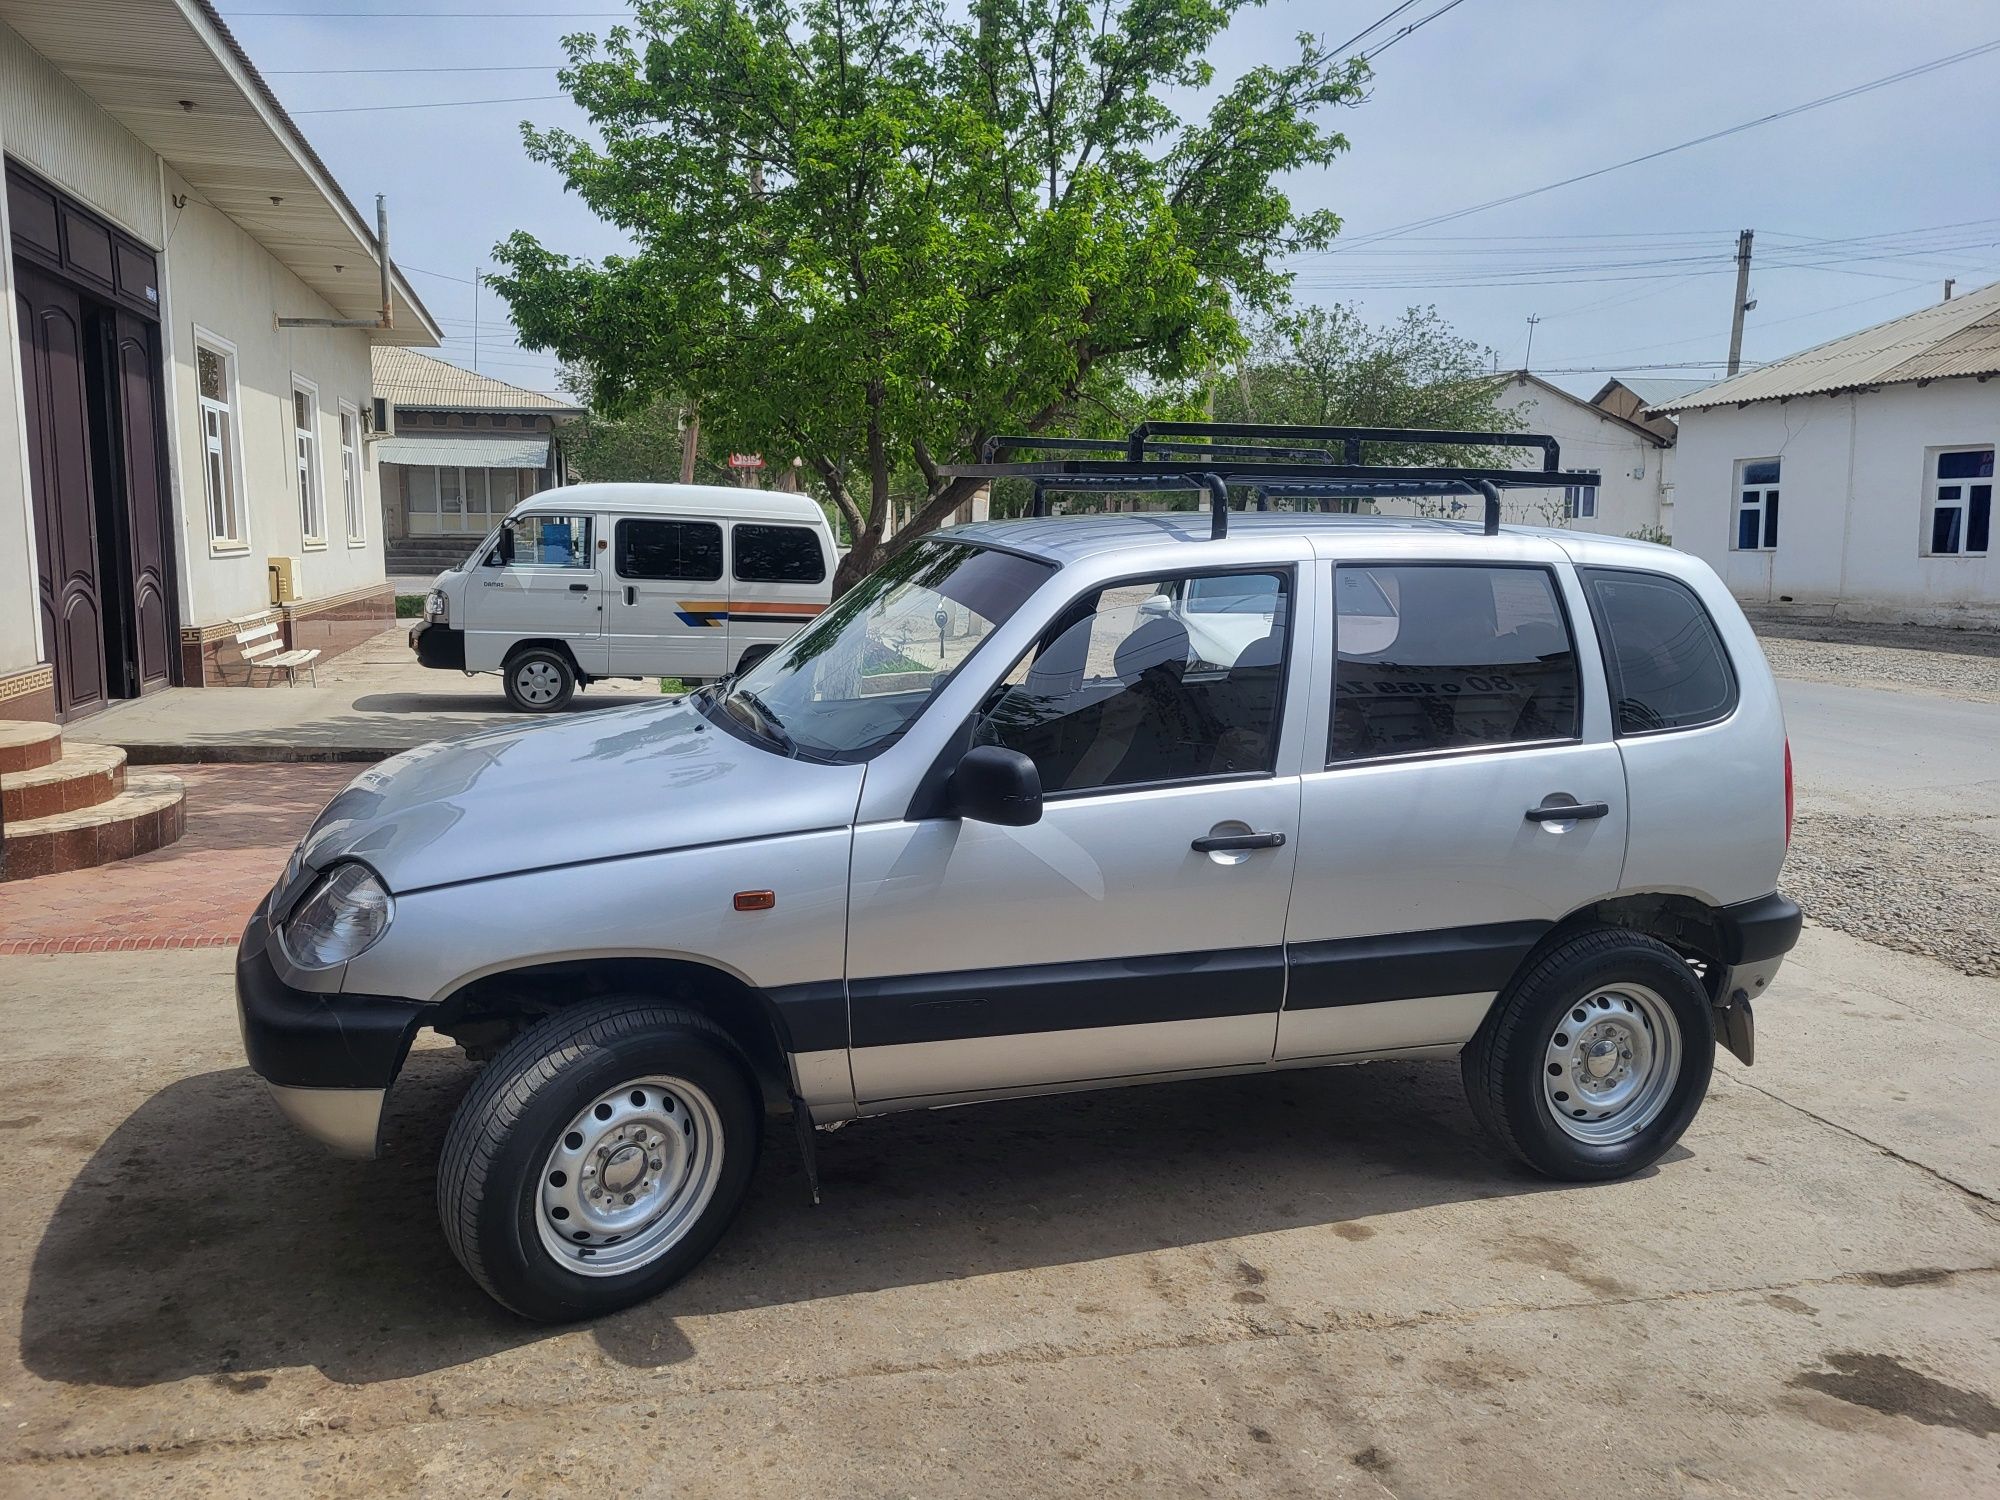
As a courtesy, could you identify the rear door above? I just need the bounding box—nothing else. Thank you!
[726,519,831,669]
[462,509,608,674]
[606,515,728,679]
[1277,555,1628,1061]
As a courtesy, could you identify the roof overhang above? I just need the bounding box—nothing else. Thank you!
[377,434,550,468]
[0,0,441,345]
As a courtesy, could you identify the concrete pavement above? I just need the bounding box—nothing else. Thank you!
[0,925,1994,1498]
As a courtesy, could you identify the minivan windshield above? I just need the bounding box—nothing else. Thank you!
[704,540,1052,762]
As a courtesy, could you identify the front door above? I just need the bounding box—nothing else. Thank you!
[462,511,608,674]
[15,265,107,718]
[605,515,728,679]
[845,565,1306,1108]
[1277,559,1629,1060]
[107,310,174,692]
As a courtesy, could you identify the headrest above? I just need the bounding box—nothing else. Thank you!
[1115,616,1191,685]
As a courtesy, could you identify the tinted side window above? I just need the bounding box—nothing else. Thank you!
[616,519,722,580]
[1331,564,1580,762]
[1581,568,1738,734]
[734,523,826,584]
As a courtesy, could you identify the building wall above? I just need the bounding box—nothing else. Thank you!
[159,163,390,656]
[1673,381,2000,626]
[1368,377,1667,538]
[378,411,561,543]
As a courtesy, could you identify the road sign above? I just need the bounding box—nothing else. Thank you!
[728,453,766,470]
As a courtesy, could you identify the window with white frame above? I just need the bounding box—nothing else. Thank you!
[339,402,365,543]
[293,380,326,545]
[195,340,246,548]
[1734,458,1780,551]
[1926,447,1992,556]
[1563,469,1601,520]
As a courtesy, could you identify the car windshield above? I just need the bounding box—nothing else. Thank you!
[706,539,1053,761]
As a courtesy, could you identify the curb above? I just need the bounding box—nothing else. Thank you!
[88,743,399,766]
[0,934,238,955]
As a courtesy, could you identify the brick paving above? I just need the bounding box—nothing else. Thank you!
[0,762,356,954]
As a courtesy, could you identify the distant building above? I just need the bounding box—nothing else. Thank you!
[1655,283,2000,627]
[1,0,443,721]
[370,347,580,577]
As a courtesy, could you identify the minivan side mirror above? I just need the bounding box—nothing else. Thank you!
[949,745,1042,827]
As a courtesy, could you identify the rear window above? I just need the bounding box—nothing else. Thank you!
[616,519,722,580]
[1581,568,1738,734]
[734,523,826,584]
[1331,564,1580,762]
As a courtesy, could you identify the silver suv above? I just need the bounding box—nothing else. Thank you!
[239,427,1799,1321]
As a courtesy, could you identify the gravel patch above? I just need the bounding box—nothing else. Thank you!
[1785,811,2000,978]
[1757,635,2000,703]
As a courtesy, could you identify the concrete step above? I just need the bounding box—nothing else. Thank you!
[1,773,187,881]
[1,741,126,821]
[0,720,62,775]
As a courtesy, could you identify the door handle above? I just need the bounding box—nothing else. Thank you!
[1525,800,1610,823]
[624,585,637,606]
[1191,830,1287,852]
[568,582,589,593]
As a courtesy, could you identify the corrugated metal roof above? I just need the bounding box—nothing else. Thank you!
[1612,377,1709,407]
[1654,279,2000,411]
[372,348,581,414]
[377,433,551,468]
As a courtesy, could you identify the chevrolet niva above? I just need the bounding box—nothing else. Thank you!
[239,426,1799,1321]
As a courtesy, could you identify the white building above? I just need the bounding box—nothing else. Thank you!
[1,0,441,723]
[1655,282,2000,628]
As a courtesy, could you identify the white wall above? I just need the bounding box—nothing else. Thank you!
[0,89,39,682]
[1673,381,2000,627]
[160,164,387,629]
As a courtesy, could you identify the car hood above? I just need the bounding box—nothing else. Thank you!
[296,697,866,893]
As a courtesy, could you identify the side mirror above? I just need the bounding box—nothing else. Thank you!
[948,745,1042,827]
[1139,593,1173,618]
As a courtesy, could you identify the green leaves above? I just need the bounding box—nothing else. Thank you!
[489,0,1365,584]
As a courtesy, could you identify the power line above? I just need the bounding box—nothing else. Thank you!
[1360,0,1472,61]
[291,93,564,114]
[1330,0,1426,57]
[264,63,562,74]
[223,8,628,16]
[1317,38,2000,254]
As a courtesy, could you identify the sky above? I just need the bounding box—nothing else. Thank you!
[221,0,2000,401]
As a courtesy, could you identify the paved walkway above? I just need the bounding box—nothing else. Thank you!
[0,763,355,954]
[67,627,664,761]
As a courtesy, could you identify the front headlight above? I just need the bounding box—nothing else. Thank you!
[281,863,393,968]
[424,588,448,623]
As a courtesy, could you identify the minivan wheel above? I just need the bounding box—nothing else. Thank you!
[503,647,576,712]
[1461,928,1714,1182]
[437,1000,760,1321]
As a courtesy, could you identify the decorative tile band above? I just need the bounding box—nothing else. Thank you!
[0,665,55,705]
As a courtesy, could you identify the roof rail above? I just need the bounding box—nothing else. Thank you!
[944,421,1592,539]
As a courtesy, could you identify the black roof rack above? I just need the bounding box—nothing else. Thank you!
[944,421,1598,540]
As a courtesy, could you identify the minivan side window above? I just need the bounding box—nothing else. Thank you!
[617,518,722,581]
[734,523,826,584]
[508,514,594,568]
[1580,567,1738,735]
[1331,564,1580,763]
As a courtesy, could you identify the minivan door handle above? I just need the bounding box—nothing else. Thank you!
[624,585,637,605]
[1191,830,1287,851]
[568,582,590,593]
[1525,800,1610,822]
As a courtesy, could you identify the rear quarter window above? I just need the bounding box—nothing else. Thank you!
[734,523,827,584]
[1580,567,1738,735]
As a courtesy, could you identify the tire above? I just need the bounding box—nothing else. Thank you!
[503,647,576,712]
[437,999,761,1322]
[1461,927,1714,1182]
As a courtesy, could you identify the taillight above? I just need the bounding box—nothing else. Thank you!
[1783,737,1794,848]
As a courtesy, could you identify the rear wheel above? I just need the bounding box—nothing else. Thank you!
[1462,928,1714,1181]
[503,647,576,712]
[438,1000,760,1321]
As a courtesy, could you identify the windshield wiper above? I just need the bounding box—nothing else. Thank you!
[729,687,798,758]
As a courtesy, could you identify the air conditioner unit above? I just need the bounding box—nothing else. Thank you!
[365,395,394,440]
[268,555,302,605]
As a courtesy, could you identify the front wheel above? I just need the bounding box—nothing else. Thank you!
[503,647,576,712]
[1461,928,1714,1181]
[438,1000,761,1321]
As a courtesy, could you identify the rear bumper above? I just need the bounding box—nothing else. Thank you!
[236,909,429,1158]
[409,621,467,671]
[1718,893,1802,965]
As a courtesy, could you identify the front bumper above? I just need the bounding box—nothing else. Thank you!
[236,908,429,1157]
[409,620,467,671]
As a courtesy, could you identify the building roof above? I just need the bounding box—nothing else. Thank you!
[1504,370,1671,447]
[1652,279,2000,412]
[0,0,440,343]
[1591,376,1709,409]
[372,348,582,415]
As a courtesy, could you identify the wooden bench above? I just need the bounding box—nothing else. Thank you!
[229,611,321,687]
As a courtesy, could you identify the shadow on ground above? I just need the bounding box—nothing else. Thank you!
[22,1050,1609,1388]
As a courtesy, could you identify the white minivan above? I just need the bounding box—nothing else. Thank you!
[410,483,837,711]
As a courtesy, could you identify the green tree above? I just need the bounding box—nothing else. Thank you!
[558,388,704,484]
[487,0,1365,591]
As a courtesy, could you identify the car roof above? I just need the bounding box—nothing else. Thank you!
[940,509,1678,569]
[511,483,829,526]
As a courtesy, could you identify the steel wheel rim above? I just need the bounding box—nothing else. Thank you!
[1541,983,1682,1144]
[534,1075,725,1277]
[515,659,563,704]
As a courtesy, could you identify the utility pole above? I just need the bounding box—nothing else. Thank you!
[471,267,480,373]
[1523,314,1540,370]
[1944,278,1956,302]
[1726,229,1755,377]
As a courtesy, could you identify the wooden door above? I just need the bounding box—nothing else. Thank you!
[110,310,174,690]
[15,265,107,717]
